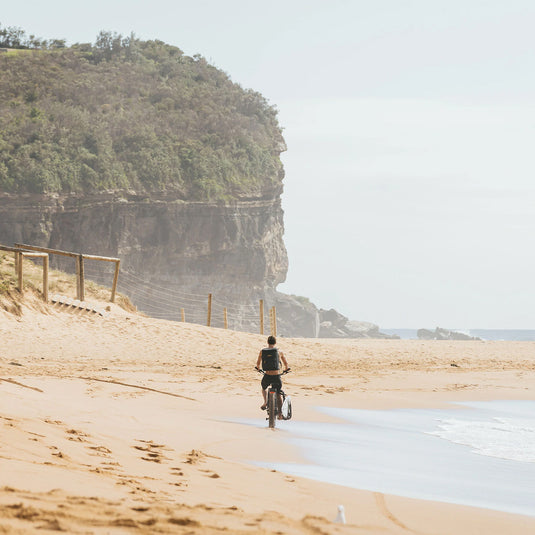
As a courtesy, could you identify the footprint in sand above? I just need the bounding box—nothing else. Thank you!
[184,449,206,465]
[169,466,187,487]
[133,440,171,463]
[89,446,112,454]
[99,461,120,472]
[168,517,200,527]
[66,429,89,442]
[199,469,220,479]
[142,452,161,463]
[44,419,63,425]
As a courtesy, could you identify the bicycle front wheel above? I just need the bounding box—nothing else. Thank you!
[268,390,277,428]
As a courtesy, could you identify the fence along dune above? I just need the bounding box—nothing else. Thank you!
[0,244,49,301]
[14,243,120,303]
[83,260,278,335]
[4,242,277,335]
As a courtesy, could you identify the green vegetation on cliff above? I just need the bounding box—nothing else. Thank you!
[0,27,285,200]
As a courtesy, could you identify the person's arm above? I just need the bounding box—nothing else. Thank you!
[256,351,262,369]
[280,351,289,371]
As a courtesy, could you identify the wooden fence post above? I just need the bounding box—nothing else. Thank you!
[207,293,212,327]
[17,252,23,293]
[13,244,119,303]
[42,255,49,302]
[269,306,274,336]
[181,308,185,322]
[76,253,85,301]
[111,260,120,303]
[273,306,277,337]
[223,307,228,329]
[259,299,264,335]
[75,255,81,300]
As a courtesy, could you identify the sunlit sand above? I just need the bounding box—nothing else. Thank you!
[1,298,535,533]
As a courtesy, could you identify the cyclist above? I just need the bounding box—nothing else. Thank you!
[256,335,289,411]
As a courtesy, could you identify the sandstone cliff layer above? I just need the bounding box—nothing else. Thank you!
[0,190,291,326]
[0,192,397,338]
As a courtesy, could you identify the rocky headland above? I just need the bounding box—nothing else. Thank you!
[0,30,389,338]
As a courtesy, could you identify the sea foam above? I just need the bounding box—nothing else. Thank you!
[429,400,535,463]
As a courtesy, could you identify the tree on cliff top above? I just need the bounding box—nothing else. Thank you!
[0,27,285,200]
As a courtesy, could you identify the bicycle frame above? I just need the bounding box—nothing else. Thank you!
[256,368,291,429]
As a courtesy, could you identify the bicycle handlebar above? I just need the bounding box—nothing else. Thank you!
[255,367,291,375]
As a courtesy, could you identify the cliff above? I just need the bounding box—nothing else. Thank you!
[0,189,395,337]
[0,32,295,331]
[0,190,290,327]
[0,30,390,338]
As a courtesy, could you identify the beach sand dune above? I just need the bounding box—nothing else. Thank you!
[1,299,534,533]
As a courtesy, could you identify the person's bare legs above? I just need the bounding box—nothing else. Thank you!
[260,388,267,410]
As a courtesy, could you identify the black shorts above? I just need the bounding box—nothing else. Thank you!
[261,373,282,391]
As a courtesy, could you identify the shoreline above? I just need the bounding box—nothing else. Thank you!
[247,400,535,519]
[1,304,535,533]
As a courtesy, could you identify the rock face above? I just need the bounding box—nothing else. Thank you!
[417,327,481,341]
[0,191,392,339]
[0,190,288,326]
[0,39,394,339]
[318,308,398,339]
[275,294,320,338]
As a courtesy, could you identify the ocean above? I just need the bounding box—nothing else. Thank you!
[382,329,535,341]
[252,400,535,517]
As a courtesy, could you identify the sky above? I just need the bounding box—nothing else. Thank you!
[2,0,535,328]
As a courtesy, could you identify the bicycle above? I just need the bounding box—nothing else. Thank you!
[255,368,292,428]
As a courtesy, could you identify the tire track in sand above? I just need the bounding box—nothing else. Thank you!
[374,492,425,534]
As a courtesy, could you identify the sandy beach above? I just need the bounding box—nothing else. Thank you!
[1,295,535,534]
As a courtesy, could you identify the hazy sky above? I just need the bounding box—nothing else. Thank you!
[3,1,535,328]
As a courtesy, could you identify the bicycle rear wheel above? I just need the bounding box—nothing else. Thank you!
[268,389,277,428]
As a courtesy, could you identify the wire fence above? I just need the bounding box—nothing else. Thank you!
[0,240,276,333]
[83,261,270,333]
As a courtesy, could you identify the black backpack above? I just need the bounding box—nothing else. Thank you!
[261,348,280,371]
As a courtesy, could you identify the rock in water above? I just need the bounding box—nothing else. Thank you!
[417,327,481,341]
